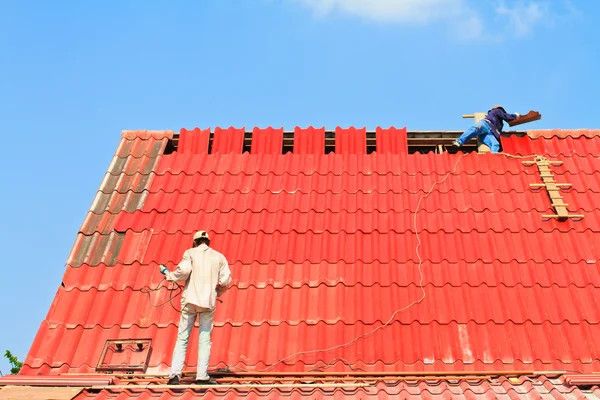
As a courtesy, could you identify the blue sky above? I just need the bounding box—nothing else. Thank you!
[0,0,598,374]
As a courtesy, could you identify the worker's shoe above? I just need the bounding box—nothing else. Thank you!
[166,376,180,385]
[452,140,462,147]
[195,378,218,385]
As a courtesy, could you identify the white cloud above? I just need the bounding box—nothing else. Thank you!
[296,0,474,25]
[495,1,548,37]
[454,13,484,40]
[293,0,577,40]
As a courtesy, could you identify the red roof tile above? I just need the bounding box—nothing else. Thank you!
[121,130,174,141]
[46,284,600,330]
[376,126,408,154]
[14,127,600,399]
[502,135,600,155]
[177,128,210,154]
[293,127,325,154]
[335,127,366,154]
[60,260,600,293]
[212,127,245,154]
[69,376,600,399]
[252,127,283,154]
[21,321,600,374]
[527,129,600,139]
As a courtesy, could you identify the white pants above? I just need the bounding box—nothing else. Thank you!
[169,303,214,381]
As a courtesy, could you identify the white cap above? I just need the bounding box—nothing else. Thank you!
[193,230,210,241]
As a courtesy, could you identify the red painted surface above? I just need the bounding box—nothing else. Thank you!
[252,127,283,154]
[211,127,245,154]
[294,126,325,154]
[527,129,600,139]
[335,127,366,154]
[45,284,600,328]
[62,260,600,292]
[502,135,600,155]
[178,128,210,154]
[18,128,600,399]
[376,126,408,154]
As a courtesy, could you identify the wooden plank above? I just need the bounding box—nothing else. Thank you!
[524,155,583,220]
[523,160,562,166]
[507,110,542,127]
[0,386,82,400]
[543,214,585,219]
[90,383,372,390]
[407,138,457,143]
[462,112,486,122]
[64,370,552,378]
[215,375,492,383]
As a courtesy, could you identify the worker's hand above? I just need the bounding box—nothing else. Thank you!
[159,264,169,275]
[515,113,521,117]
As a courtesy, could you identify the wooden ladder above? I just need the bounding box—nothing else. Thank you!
[523,156,583,220]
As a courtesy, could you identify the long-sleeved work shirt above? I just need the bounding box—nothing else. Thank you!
[166,244,232,311]
[485,108,518,141]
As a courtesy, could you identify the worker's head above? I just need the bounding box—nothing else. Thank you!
[192,230,210,247]
[491,105,506,112]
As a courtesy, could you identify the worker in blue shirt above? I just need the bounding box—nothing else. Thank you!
[453,105,520,152]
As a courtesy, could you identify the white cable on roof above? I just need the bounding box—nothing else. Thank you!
[259,151,540,373]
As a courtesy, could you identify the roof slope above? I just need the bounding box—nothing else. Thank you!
[14,127,600,398]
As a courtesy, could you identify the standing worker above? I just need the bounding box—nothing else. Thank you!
[453,105,520,153]
[159,230,232,385]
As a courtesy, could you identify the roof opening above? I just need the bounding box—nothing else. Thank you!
[282,131,294,154]
[324,131,335,154]
[366,131,376,154]
[163,138,176,155]
[242,131,252,153]
[168,129,535,155]
[207,131,214,154]
[407,132,477,154]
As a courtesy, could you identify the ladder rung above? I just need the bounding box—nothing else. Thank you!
[530,183,572,188]
[543,214,585,219]
[522,160,562,165]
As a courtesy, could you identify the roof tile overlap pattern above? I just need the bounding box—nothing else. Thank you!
[16,127,600,399]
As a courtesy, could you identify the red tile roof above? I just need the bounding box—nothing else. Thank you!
[67,376,600,399]
[10,127,600,398]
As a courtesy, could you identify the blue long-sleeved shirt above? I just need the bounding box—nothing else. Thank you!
[485,108,518,141]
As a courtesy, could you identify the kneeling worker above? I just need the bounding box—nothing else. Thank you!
[159,230,232,385]
[453,105,520,153]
